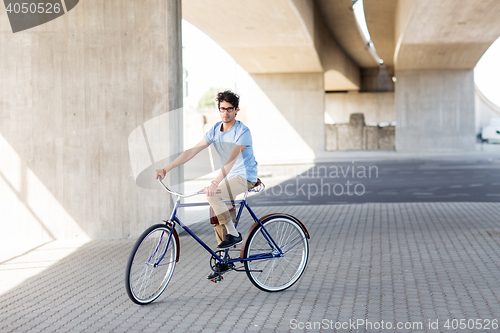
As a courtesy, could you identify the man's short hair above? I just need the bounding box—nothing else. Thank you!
[216,90,240,109]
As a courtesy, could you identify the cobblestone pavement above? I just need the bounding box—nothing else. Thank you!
[1,203,500,333]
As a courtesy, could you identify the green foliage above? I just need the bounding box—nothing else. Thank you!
[198,87,220,110]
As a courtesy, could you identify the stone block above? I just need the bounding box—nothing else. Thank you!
[364,126,379,150]
[338,124,363,150]
[349,113,366,127]
[327,113,395,151]
[337,124,350,150]
[379,126,395,150]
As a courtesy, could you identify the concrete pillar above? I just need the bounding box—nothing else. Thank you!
[247,73,324,164]
[395,69,475,152]
[0,0,183,241]
[165,0,184,222]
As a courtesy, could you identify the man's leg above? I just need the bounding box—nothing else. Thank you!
[206,176,256,279]
[207,176,254,247]
[213,224,226,244]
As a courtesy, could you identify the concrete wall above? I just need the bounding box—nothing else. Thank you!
[0,0,183,241]
[246,73,324,164]
[396,69,475,151]
[325,91,396,125]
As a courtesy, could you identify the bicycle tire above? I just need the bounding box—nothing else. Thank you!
[243,215,309,292]
[125,223,178,304]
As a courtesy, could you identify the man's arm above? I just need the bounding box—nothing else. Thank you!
[204,144,246,196]
[155,139,210,179]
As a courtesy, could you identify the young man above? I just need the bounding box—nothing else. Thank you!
[155,90,258,277]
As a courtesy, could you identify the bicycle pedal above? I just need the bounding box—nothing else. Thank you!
[210,275,224,283]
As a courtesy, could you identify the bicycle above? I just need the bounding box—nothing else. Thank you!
[125,177,310,305]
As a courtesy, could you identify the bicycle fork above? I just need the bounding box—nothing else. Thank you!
[149,220,176,267]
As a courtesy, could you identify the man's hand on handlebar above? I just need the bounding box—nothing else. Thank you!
[203,181,219,197]
[203,182,217,197]
[155,168,166,180]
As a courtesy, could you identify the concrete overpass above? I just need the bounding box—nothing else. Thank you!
[1,0,500,242]
[183,0,500,156]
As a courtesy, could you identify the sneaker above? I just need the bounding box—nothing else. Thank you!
[207,262,229,280]
[217,233,242,249]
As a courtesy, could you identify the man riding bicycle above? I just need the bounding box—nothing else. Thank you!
[155,90,258,278]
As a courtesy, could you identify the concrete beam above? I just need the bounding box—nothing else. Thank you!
[183,0,322,73]
[364,0,397,68]
[183,0,361,91]
[316,0,377,68]
[313,2,360,90]
[395,0,500,70]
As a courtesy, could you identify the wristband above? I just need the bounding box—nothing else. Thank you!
[211,180,219,187]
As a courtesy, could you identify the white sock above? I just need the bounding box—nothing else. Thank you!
[224,221,239,237]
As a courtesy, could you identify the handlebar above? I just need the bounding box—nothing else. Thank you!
[156,176,219,198]
[157,176,264,198]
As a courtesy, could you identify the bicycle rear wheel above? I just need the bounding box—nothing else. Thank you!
[243,215,309,292]
[125,224,178,304]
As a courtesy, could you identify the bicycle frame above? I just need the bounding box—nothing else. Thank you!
[163,196,283,266]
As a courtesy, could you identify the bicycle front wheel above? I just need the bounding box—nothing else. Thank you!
[244,215,309,292]
[125,224,178,304]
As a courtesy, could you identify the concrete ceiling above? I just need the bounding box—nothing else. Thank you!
[183,0,500,90]
[182,0,323,73]
[316,0,377,68]
[183,0,363,90]
[395,0,500,70]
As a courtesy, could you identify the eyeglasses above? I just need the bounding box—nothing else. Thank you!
[219,107,235,113]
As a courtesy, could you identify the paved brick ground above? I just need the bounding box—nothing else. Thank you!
[1,202,500,332]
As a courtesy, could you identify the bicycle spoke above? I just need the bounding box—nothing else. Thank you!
[250,257,272,273]
[277,259,292,281]
[262,259,277,285]
[282,236,305,254]
[281,256,299,271]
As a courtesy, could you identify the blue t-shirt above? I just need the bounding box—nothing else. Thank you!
[203,120,258,182]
